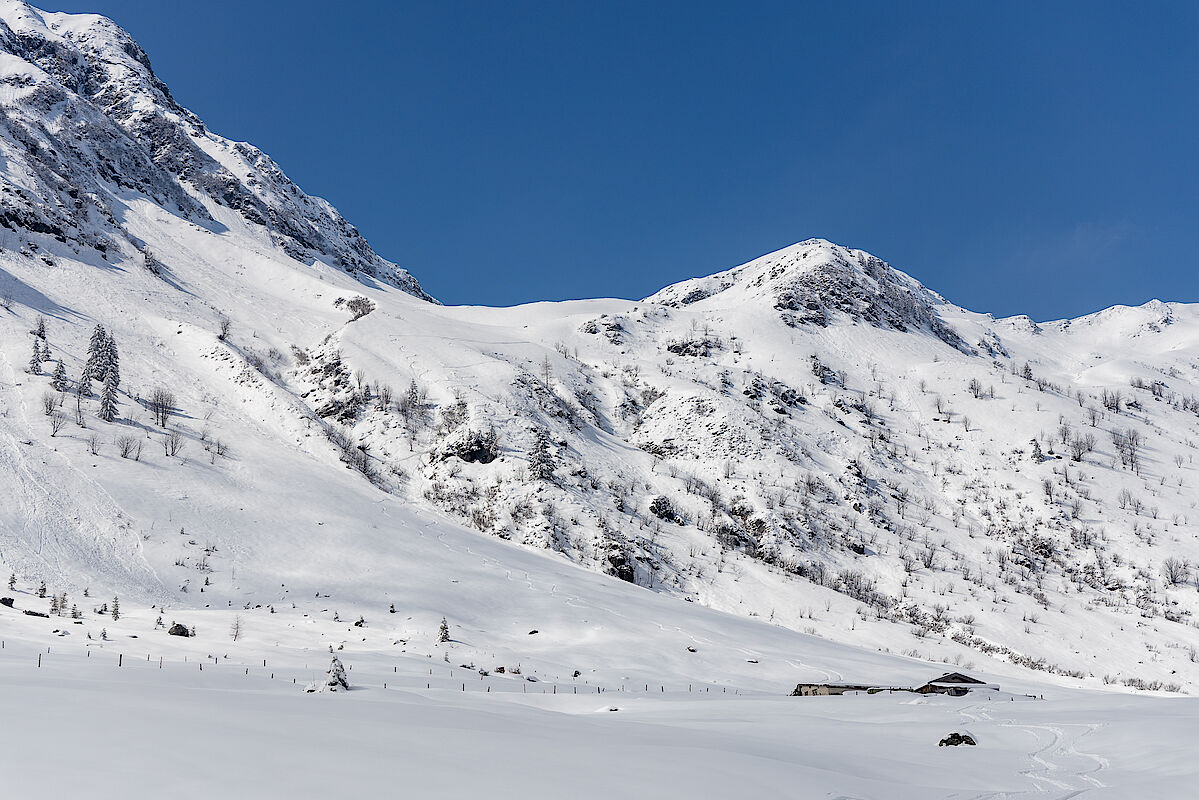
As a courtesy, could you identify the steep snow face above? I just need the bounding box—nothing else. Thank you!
[0,0,431,298]
[647,239,970,351]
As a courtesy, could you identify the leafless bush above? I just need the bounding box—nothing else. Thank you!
[116,435,138,459]
[41,391,57,416]
[163,429,186,457]
[49,411,66,436]
[376,383,393,411]
[1162,557,1190,587]
[334,295,375,320]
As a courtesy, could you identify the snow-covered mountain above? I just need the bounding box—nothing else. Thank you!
[3,0,1199,708]
[0,0,430,298]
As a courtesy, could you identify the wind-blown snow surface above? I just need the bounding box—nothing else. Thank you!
[2,1,1199,795]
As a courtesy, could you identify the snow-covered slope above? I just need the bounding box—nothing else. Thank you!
[2,0,1199,728]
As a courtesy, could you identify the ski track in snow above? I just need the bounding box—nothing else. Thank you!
[958,703,1108,799]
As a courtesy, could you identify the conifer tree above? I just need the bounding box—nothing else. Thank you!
[438,616,450,643]
[528,427,556,481]
[7,573,14,591]
[98,374,118,422]
[50,360,68,392]
[33,316,45,339]
[85,325,108,385]
[111,595,120,621]
[102,334,119,388]
[37,580,46,598]
[28,339,42,375]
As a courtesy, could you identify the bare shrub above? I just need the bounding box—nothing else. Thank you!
[163,430,186,457]
[116,435,138,459]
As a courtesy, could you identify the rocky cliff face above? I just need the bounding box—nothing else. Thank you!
[0,0,431,298]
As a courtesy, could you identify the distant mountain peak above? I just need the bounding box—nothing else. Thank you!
[646,238,970,351]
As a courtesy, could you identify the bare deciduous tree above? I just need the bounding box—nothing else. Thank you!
[148,388,176,427]
[49,411,66,436]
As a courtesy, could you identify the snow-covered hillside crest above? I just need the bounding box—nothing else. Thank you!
[647,238,971,351]
[3,2,1199,699]
[0,0,431,299]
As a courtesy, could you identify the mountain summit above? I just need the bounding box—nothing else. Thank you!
[0,0,431,299]
[647,239,969,350]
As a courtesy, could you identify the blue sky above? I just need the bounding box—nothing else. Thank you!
[48,1,1198,318]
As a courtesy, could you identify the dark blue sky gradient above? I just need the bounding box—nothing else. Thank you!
[45,1,1199,318]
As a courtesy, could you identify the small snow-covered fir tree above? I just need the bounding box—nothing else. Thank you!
[102,334,119,388]
[111,595,120,621]
[28,340,42,375]
[50,361,68,392]
[438,616,451,643]
[33,316,45,339]
[306,656,350,692]
[527,427,555,481]
[84,325,108,384]
[98,374,118,422]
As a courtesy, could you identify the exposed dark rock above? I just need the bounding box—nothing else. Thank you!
[938,732,977,747]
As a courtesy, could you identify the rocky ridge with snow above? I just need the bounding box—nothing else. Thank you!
[0,0,430,298]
